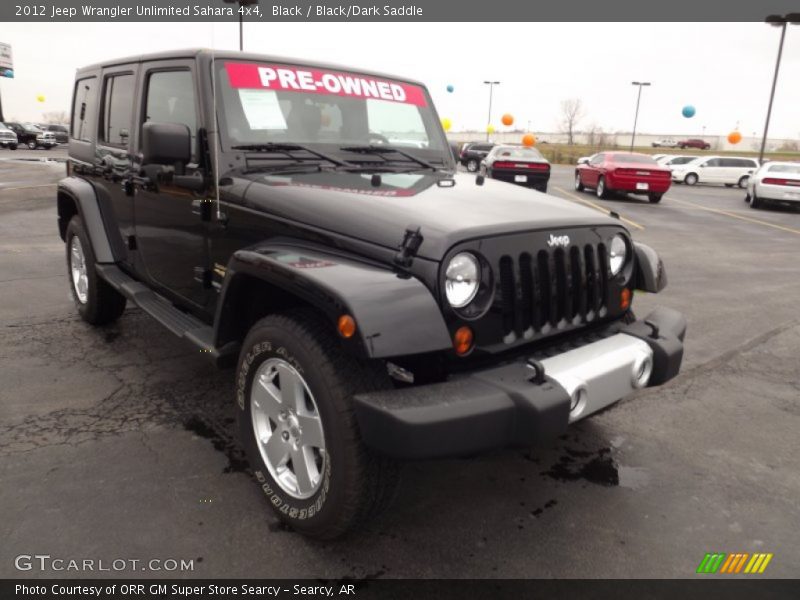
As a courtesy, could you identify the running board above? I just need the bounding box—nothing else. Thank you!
[96,264,239,367]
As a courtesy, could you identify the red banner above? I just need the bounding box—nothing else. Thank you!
[225,62,427,107]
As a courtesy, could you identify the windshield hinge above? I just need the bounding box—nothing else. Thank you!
[394,225,423,268]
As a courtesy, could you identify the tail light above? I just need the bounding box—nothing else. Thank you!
[762,177,800,187]
[493,161,550,171]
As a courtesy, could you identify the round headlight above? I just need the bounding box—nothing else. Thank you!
[445,253,480,308]
[609,234,628,276]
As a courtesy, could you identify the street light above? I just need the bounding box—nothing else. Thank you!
[630,81,651,152]
[223,0,259,51]
[759,14,800,163]
[483,80,500,141]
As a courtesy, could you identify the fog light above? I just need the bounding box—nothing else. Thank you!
[570,386,588,415]
[632,356,653,389]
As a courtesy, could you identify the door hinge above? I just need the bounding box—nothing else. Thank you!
[127,235,137,250]
[193,267,213,289]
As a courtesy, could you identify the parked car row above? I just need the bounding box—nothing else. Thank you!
[0,121,67,149]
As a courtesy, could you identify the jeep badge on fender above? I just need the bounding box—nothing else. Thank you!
[56,49,686,539]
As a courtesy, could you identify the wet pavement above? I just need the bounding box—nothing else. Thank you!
[0,157,799,578]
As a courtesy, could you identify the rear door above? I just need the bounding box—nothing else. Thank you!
[700,158,723,183]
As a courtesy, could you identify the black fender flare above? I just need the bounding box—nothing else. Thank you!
[633,242,667,293]
[57,177,115,263]
[214,244,452,359]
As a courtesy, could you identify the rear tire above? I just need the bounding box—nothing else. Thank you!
[684,173,698,186]
[596,176,610,199]
[9,144,17,150]
[738,176,749,189]
[65,216,127,325]
[466,159,479,172]
[574,172,585,192]
[27,140,37,150]
[750,190,763,210]
[236,309,399,539]
[648,193,663,203]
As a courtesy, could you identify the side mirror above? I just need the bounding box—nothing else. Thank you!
[142,122,191,166]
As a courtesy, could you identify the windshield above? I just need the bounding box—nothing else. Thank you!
[492,146,544,160]
[23,124,41,132]
[216,61,450,164]
[612,153,657,165]
[768,164,800,174]
[0,123,10,132]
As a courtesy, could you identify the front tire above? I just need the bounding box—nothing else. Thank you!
[684,173,698,186]
[9,144,17,150]
[466,159,479,172]
[574,171,585,191]
[738,176,749,189]
[65,216,127,325]
[27,140,37,150]
[236,310,398,539]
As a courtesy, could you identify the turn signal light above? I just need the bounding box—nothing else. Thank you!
[453,326,474,356]
[337,315,356,338]
[620,288,632,310]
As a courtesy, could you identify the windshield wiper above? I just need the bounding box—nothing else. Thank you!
[339,145,439,171]
[231,143,352,167]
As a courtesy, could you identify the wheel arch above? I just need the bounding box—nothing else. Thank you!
[214,244,452,360]
[57,177,115,263]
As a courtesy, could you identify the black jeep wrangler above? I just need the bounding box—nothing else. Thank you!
[57,49,686,538]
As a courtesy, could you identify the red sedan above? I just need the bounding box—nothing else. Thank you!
[575,152,672,203]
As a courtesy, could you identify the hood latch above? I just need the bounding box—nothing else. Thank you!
[394,225,423,268]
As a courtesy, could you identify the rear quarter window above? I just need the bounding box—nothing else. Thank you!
[71,77,98,142]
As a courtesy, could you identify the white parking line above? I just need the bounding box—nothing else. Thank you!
[668,196,800,236]
[552,186,645,230]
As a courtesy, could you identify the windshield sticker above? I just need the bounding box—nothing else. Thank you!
[225,62,427,107]
[237,89,288,130]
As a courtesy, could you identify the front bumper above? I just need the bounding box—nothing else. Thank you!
[354,307,686,459]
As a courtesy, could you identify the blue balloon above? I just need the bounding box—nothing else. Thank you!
[446,84,454,93]
[682,105,696,118]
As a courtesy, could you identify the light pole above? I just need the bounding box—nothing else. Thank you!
[483,80,500,141]
[629,81,650,152]
[759,14,799,163]
[223,0,259,51]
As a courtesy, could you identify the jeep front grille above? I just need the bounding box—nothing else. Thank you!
[497,244,609,342]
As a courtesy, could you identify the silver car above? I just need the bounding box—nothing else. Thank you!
[746,162,800,210]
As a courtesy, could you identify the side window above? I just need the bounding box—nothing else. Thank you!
[144,70,197,155]
[705,158,721,167]
[590,154,604,166]
[100,73,135,146]
[71,77,98,142]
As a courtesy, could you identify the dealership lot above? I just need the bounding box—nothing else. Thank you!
[0,149,798,578]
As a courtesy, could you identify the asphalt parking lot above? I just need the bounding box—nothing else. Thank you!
[1,147,799,578]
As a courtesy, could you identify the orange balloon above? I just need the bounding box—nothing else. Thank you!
[522,133,536,147]
[727,131,742,145]
[501,113,514,127]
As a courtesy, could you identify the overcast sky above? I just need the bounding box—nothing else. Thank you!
[1,22,799,138]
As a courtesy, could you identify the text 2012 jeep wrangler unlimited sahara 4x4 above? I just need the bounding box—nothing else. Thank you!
[57,49,686,538]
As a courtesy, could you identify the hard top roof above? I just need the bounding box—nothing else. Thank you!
[75,48,425,88]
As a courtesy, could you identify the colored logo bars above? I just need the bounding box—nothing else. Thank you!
[696,552,773,574]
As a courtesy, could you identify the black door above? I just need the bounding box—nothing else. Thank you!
[132,61,209,311]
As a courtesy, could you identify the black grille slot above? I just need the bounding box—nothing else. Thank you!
[499,242,609,342]
[499,256,516,336]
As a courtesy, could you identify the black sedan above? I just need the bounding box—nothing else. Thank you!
[480,145,551,192]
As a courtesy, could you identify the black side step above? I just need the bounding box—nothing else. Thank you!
[96,264,239,367]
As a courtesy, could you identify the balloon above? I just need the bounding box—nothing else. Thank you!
[486,124,495,134]
[36,95,45,103]
[441,118,452,132]
[446,85,454,93]
[728,131,742,144]
[501,113,514,127]
[682,105,696,118]
[522,133,536,147]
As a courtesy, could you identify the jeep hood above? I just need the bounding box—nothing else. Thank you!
[235,170,620,260]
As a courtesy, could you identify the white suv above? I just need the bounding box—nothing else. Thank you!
[671,156,758,188]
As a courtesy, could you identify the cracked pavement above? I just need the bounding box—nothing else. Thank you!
[1,155,799,578]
